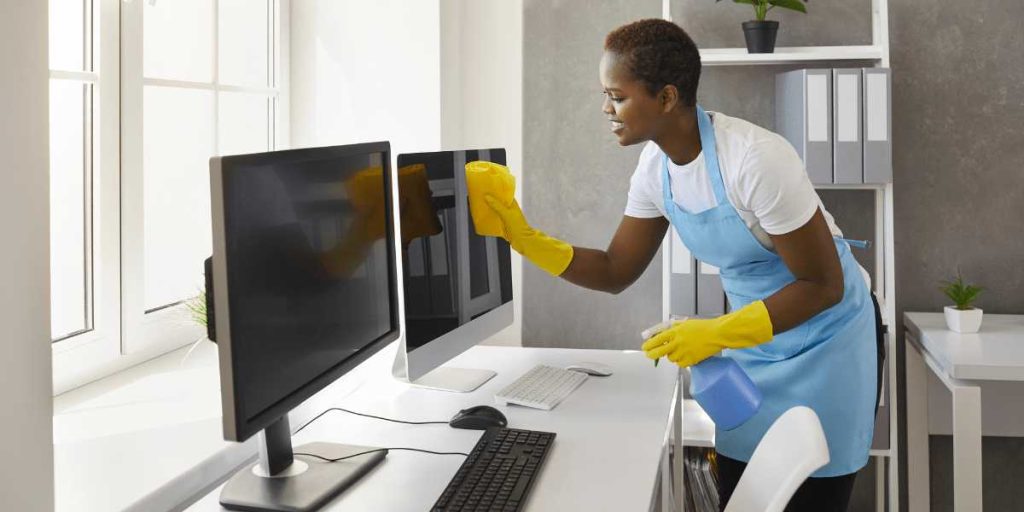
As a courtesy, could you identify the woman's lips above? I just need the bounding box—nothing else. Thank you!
[610,120,624,133]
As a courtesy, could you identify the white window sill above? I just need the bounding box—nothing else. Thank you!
[52,340,255,511]
[52,337,392,511]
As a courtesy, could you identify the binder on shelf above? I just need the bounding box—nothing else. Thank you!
[697,261,726,317]
[775,69,832,185]
[669,230,697,317]
[862,67,892,183]
[832,68,864,184]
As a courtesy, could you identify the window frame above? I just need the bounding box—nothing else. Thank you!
[52,0,289,394]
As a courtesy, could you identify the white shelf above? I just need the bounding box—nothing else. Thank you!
[700,45,884,66]
[813,182,889,190]
[681,399,716,448]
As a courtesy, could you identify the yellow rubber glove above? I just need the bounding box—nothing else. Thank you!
[641,301,774,367]
[482,194,574,277]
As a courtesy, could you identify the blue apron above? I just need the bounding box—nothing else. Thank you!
[663,107,876,477]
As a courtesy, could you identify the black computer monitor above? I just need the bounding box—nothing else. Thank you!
[209,142,400,511]
[391,149,513,392]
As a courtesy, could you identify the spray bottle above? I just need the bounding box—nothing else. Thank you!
[642,317,762,431]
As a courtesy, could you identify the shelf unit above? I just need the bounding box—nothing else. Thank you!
[661,0,896,511]
[699,45,885,66]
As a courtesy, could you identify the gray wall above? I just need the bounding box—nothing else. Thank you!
[0,1,55,510]
[890,0,1024,510]
[525,0,1024,510]
[523,0,663,350]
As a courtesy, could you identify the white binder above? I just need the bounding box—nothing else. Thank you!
[832,68,864,184]
[862,68,892,183]
[775,69,833,185]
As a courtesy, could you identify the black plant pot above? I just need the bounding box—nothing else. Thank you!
[742,20,779,53]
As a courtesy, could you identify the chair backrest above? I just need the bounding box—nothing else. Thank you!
[723,406,830,512]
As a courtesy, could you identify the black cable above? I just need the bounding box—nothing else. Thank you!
[294,407,448,435]
[294,447,468,463]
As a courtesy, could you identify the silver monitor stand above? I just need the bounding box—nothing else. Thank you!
[219,416,386,511]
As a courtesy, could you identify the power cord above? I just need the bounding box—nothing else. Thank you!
[294,407,449,435]
[292,407,468,461]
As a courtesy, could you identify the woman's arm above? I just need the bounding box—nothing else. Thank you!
[560,215,669,294]
[762,208,845,335]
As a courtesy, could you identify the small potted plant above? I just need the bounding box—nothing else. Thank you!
[939,271,984,333]
[717,0,809,54]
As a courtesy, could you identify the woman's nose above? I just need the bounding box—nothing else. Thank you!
[601,94,614,114]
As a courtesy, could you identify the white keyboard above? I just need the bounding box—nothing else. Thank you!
[494,365,589,410]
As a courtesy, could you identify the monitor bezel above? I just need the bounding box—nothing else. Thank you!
[210,141,401,442]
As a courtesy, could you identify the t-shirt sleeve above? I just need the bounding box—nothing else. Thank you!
[623,153,663,219]
[735,137,819,235]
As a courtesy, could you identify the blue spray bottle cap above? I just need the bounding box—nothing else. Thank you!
[690,355,762,431]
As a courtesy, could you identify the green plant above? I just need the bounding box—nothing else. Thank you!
[718,0,808,22]
[185,291,208,327]
[939,271,984,311]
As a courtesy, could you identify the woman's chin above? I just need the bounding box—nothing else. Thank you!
[614,132,642,147]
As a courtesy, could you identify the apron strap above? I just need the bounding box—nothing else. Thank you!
[696,106,728,207]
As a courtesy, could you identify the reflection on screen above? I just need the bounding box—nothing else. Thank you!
[397,149,513,352]
[224,152,394,421]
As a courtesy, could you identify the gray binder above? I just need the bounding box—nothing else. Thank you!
[862,68,892,183]
[696,261,726,317]
[832,69,864,184]
[669,229,697,317]
[775,69,832,185]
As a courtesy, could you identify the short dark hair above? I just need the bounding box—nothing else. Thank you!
[604,19,701,107]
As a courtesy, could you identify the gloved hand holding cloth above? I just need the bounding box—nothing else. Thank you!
[641,300,775,367]
[466,161,574,277]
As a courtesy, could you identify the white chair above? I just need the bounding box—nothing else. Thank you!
[723,406,830,512]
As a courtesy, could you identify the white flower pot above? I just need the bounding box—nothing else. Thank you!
[944,306,983,333]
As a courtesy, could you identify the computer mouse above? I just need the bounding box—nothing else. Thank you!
[565,362,613,377]
[449,405,509,430]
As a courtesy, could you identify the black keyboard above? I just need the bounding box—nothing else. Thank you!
[431,427,556,512]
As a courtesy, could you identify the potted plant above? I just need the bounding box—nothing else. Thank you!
[939,271,984,333]
[717,0,809,54]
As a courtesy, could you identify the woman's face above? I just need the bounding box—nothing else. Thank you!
[599,51,666,147]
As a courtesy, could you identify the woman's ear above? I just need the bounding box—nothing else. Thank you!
[660,85,680,113]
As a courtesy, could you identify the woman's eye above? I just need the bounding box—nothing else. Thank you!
[602,92,625,103]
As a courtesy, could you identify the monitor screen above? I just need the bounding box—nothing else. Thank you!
[214,143,399,439]
[397,149,513,352]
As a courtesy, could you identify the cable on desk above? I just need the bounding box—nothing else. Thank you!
[294,407,449,435]
[294,447,468,463]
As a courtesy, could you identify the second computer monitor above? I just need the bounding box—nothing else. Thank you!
[393,148,513,391]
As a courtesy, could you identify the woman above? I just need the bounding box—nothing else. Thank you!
[478,19,883,511]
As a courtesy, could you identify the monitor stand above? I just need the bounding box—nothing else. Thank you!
[220,416,387,511]
[409,366,497,392]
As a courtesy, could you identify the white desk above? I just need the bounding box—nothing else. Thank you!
[904,313,1024,512]
[186,345,679,511]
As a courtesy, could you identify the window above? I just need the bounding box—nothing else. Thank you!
[49,0,97,342]
[50,0,287,393]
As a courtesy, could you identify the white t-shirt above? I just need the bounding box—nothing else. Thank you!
[624,111,844,250]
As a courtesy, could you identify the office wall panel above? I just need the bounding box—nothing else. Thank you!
[523,0,662,350]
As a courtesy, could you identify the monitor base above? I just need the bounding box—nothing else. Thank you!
[220,442,386,512]
[410,367,497,392]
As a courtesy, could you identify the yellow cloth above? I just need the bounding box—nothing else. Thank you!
[641,301,775,367]
[465,160,516,237]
